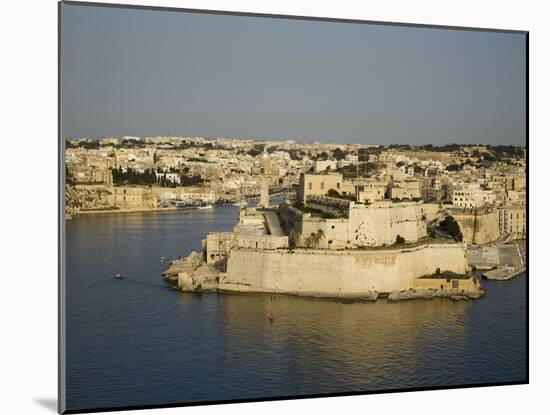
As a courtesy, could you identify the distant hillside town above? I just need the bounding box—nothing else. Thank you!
[65,136,526,241]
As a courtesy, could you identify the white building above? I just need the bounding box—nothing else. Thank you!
[156,172,181,184]
[452,184,496,208]
[314,159,338,173]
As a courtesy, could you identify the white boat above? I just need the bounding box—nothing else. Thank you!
[197,204,213,210]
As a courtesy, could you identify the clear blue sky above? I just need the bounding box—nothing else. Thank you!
[61,3,526,145]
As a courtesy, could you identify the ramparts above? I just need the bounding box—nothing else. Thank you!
[219,242,472,298]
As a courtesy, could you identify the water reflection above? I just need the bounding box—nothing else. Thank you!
[210,293,469,393]
[66,209,526,411]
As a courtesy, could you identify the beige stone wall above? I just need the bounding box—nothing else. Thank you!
[450,208,500,245]
[389,179,421,200]
[221,243,469,296]
[423,203,445,223]
[205,232,288,264]
[357,185,386,203]
[298,217,350,249]
[113,186,156,209]
[69,184,114,211]
[349,201,427,246]
[281,201,427,248]
[413,277,479,292]
[205,232,234,263]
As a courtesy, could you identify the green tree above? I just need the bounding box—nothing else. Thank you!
[333,147,346,160]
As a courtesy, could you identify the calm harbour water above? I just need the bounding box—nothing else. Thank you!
[65,206,527,412]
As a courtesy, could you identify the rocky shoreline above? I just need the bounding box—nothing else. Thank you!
[387,287,484,301]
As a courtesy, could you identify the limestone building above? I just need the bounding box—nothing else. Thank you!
[205,207,288,264]
[298,173,344,203]
[356,180,387,203]
[113,186,156,209]
[452,184,496,208]
[498,205,526,238]
[251,148,280,185]
[388,179,422,200]
[68,165,113,185]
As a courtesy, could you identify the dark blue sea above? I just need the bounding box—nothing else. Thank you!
[65,206,527,412]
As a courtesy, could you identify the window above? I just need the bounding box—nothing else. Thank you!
[308,183,312,190]
[321,182,325,190]
[337,183,340,189]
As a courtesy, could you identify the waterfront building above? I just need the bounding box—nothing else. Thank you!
[205,207,289,264]
[178,187,216,204]
[498,204,527,238]
[113,186,156,209]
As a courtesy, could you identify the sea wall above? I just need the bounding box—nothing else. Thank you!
[220,243,469,297]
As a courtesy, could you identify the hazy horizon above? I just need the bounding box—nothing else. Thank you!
[61,3,527,145]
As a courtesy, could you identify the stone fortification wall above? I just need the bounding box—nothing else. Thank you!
[280,201,427,249]
[301,218,349,249]
[220,243,468,297]
[423,203,446,223]
[413,277,479,292]
[349,201,426,246]
[66,184,114,212]
[205,231,288,263]
[450,208,500,245]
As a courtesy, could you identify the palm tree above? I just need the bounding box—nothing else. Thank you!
[306,229,325,248]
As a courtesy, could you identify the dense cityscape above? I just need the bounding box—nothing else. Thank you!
[66,135,526,296]
[65,135,525,221]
